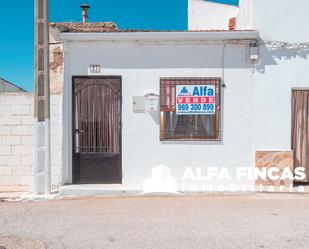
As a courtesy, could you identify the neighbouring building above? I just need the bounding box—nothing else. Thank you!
[1,0,309,194]
[0,78,27,93]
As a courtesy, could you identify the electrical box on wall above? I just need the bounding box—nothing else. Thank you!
[249,45,259,60]
[145,93,159,111]
[132,96,146,112]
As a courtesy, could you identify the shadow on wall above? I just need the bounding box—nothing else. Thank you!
[256,41,309,73]
[266,41,309,60]
[69,40,308,73]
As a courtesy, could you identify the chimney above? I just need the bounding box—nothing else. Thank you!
[229,17,236,31]
[80,4,90,23]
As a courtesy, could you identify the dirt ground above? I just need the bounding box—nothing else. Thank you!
[0,193,309,249]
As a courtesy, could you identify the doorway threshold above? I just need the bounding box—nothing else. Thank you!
[59,184,142,197]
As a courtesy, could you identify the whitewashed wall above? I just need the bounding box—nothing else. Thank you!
[188,0,309,150]
[252,46,309,151]
[188,0,239,30]
[190,0,309,42]
[61,40,254,190]
[57,0,309,191]
[249,0,309,149]
[252,0,309,43]
[0,93,63,190]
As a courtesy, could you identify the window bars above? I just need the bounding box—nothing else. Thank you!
[160,77,221,141]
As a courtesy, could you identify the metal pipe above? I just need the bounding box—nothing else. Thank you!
[81,4,90,23]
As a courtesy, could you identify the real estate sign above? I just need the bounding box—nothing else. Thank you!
[176,85,216,115]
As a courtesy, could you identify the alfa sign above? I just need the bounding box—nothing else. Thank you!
[176,85,216,115]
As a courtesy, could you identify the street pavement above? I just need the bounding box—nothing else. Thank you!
[0,193,309,249]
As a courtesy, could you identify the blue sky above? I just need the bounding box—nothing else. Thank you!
[0,0,238,92]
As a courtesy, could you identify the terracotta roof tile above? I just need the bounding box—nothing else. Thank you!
[229,17,236,31]
[49,22,118,33]
[50,22,253,33]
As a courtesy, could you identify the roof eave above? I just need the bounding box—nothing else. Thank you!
[59,31,259,43]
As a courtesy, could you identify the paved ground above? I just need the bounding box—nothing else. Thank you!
[0,193,309,249]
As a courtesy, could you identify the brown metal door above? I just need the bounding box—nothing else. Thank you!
[72,76,122,184]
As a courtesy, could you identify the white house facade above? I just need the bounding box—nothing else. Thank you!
[0,0,309,194]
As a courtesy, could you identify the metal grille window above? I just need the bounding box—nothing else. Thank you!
[160,77,221,141]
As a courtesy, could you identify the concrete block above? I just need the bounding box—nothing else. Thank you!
[11,105,30,115]
[21,155,33,166]
[0,105,11,114]
[0,115,20,125]
[22,136,34,145]
[0,95,19,104]
[51,147,62,157]
[0,166,11,176]
[0,176,19,185]
[51,95,62,105]
[51,166,62,176]
[12,166,31,176]
[21,115,34,125]
[30,126,35,135]
[29,105,34,115]
[52,158,62,168]
[51,175,61,188]
[1,136,21,145]
[18,95,34,105]
[0,156,21,166]
[51,115,62,125]
[12,146,33,156]
[50,127,61,136]
[0,185,29,192]
[51,104,62,115]
[51,135,62,146]
[0,146,11,155]
[30,166,34,175]
[19,176,32,185]
[50,126,62,136]
[0,126,11,136]
[11,126,31,136]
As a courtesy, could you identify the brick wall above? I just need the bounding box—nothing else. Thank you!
[0,93,62,191]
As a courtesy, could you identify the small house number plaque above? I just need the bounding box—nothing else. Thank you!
[88,64,102,74]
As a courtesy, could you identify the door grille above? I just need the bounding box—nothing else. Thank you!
[74,78,121,154]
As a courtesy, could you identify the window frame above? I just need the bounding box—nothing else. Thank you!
[160,77,222,141]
